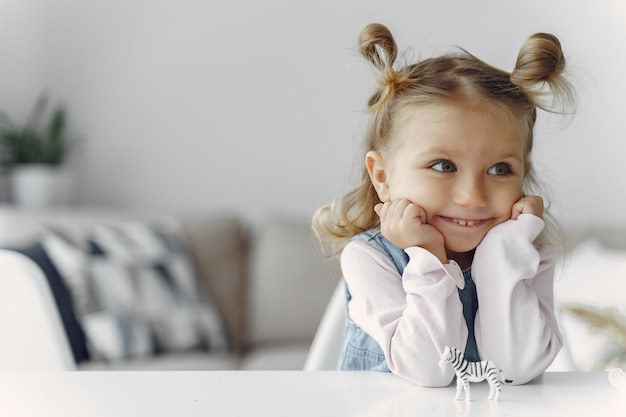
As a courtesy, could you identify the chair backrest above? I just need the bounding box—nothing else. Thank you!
[0,250,75,370]
[303,280,346,371]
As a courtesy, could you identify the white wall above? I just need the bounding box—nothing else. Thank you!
[1,0,625,228]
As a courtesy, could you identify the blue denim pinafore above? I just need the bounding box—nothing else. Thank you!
[338,228,479,371]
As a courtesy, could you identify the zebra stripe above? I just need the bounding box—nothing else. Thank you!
[439,345,511,401]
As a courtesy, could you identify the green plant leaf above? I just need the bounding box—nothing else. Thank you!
[0,99,74,167]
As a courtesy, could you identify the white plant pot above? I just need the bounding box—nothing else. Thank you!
[10,164,75,208]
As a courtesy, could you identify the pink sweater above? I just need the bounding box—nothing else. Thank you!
[341,213,562,387]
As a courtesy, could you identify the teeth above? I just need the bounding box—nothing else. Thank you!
[453,219,477,227]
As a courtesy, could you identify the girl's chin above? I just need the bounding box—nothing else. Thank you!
[444,239,483,255]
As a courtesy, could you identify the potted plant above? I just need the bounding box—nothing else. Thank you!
[0,96,77,208]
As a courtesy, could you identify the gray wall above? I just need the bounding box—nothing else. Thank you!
[1,0,625,227]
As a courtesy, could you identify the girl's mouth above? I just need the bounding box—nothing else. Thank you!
[443,217,488,227]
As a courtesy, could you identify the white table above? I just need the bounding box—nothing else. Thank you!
[0,371,623,416]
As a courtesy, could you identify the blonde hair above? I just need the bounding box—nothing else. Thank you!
[313,23,574,257]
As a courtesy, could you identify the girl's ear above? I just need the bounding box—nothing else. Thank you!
[366,151,390,202]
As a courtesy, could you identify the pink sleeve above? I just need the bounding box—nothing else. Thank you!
[472,213,563,384]
[341,240,467,387]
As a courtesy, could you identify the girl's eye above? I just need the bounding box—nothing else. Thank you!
[430,160,456,173]
[487,162,513,176]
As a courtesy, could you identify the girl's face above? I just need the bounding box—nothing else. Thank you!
[369,101,527,255]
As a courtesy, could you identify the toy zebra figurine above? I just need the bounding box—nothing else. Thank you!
[438,345,512,402]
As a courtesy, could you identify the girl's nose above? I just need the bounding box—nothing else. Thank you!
[453,177,487,208]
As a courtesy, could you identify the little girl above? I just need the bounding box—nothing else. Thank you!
[313,23,575,387]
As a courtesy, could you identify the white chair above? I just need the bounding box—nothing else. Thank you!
[0,249,75,370]
[303,281,346,370]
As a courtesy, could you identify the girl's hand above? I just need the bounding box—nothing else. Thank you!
[374,199,447,264]
[511,195,544,220]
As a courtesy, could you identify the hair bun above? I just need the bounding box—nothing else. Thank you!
[510,33,574,112]
[359,23,411,110]
[511,33,565,87]
[359,23,398,70]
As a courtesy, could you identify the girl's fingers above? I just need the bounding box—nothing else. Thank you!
[376,201,392,220]
[511,196,544,220]
[376,199,405,220]
[389,199,407,218]
[403,203,426,224]
[376,199,426,224]
[374,203,384,216]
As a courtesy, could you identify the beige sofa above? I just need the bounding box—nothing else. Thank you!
[0,205,341,371]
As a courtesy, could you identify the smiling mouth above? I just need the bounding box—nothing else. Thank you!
[444,217,488,227]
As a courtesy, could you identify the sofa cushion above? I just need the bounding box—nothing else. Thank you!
[40,220,230,362]
[9,241,90,363]
[177,215,249,354]
[247,217,340,346]
[0,205,248,357]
